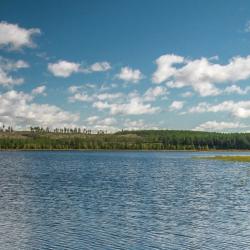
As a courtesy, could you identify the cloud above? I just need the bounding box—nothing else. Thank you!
[224,85,250,95]
[68,92,93,103]
[85,115,117,131]
[188,100,250,118]
[123,119,158,130]
[117,66,143,83]
[0,90,79,129]
[93,97,160,115]
[0,57,29,87]
[193,120,247,131]
[89,62,111,72]
[48,60,111,77]
[100,117,117,126]
[68,84,123,103]
[68,85,81,94]
[31,85,46,96]
[68,85,162,116]
[85,116,158,131]
[143,86,168,101]
[0,21,40,50]
[169,101,184,111]
[181,91,193,97]
[85,116,99,124]
[96,92,124,101]
[152,54,184,83]
[48,60,80,77]
[152,54,250,96]
[245,20,250,33]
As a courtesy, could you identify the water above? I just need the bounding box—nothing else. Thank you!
[0,151,249,250]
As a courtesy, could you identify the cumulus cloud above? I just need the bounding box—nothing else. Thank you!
[85,116,157,131]
[85,115,117,131]
[31,85,46,96]
[0,21,40,50]
[169,101,184,111]
[68,85,123,103]
[89,62,111,72]
[48,60,80,77]
[224,85,250,95]
[0,90,79,129]
[85,116,99,124]
[68,85,81,94]
[68,85,163,116]
[193,120,247,131]
[0,57,29,87]
[189,100,250,118]
[96,92,124,101]
[152,54,184,83]
[181,91,193,97]
[143,86,168,101]
[123,119,158,130]
[68,92,93,103]
[152,54,250,96]
[48,60,111,77]
[93,97,160,115]
[117,66,143,83]
[245,20,250,33]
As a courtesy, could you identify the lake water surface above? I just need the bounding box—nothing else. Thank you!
[0,151,249,250]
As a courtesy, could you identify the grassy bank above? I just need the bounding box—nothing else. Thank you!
[196,156,250,162]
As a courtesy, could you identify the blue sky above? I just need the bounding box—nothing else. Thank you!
[1,0,250,132]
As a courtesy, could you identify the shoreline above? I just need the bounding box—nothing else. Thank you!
[1,149,250,152]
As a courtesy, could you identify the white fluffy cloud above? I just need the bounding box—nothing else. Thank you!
[245,20,250,33]
[123,119,158,130]
[189,100,250,118]
[69,85,162,116]
[117,66,143,83]
[181,91,193,97]
[48,60,111,77]
[0,90,79,129]
[93,97,160,115]
[0,21,40,50]
[85,115,117,131]
[152,54,250,96]
[193,121,247,131]
[96,92,124,101]
[0,57,29,87]
[86,116,99,124]
[143,86,168,101]
[31,85,46,95]
[224,85,250,95]
[169,101,184,111]
[152,54,184,83]
[48,60,80,77]
[68,85,123,103]
[68,92,93,103]
[89,62,111,72]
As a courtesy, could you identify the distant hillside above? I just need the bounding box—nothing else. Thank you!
[0,129,250,150]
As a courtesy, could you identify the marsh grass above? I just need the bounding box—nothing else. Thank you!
[195,155,250,162]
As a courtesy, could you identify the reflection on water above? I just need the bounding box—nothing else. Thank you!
[0,151,249,250]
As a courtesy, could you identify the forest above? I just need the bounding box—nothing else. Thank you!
[0,128,250,150]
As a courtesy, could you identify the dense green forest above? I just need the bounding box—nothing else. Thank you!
[0,129,250,150]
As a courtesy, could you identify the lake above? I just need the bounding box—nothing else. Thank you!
[0,151,249,250]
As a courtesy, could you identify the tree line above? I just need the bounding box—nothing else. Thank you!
[0,129,250,150]
[0,125,107,135]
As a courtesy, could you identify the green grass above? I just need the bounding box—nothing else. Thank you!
[196,155,250,162]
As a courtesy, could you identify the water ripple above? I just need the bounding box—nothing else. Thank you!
[0,151,249,249]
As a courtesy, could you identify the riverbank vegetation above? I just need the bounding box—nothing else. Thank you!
[1,128,250,150]
[196,156,250,162]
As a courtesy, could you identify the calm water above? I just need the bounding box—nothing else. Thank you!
[0,151,249,250]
